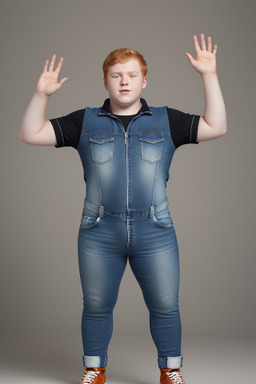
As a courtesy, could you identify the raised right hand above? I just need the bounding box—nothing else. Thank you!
[36,54,68,96]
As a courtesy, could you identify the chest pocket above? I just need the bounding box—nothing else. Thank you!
[138,133,164,164]
[89,136,115,164]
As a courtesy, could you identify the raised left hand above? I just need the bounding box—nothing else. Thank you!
[185,33,217,74]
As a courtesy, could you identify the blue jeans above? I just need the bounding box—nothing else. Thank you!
[77,199,183,369]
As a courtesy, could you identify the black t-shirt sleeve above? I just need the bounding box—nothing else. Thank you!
[167,107,201,149]
[49,108,85,148]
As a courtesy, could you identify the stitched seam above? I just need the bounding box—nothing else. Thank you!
[190,115,195,142]
[80,131,171,136]
[56,119,64,146]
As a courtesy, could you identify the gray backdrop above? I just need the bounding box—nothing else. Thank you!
[1,0,255,340]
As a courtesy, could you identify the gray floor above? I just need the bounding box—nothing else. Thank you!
[1,333,255,383]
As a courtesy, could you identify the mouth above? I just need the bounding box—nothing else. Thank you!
[119,89,130,94]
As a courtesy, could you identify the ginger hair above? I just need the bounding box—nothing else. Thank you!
[103,48,147,79]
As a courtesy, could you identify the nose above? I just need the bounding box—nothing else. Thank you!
[121,76,129,86]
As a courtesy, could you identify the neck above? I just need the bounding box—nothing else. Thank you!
[109,99,142,115]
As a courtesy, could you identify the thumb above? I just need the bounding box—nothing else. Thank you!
[185,52,194,65]
[57,77,68,89]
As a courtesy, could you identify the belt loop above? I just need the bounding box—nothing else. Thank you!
[149,205,155,217]
[99,205,104,217]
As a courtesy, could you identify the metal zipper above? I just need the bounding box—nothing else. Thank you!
[107,115,129,213]
[124,131,128,215]
[106,112,145,214]
[124,130,129,247]
[123,113,143,213]
[105,111,147,248]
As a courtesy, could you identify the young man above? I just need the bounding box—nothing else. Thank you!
[19,34,227,384]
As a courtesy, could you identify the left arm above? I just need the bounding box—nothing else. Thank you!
[186,34,227,142]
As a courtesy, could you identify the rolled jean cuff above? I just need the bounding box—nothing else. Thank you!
[158,355,183,369]
[82,355,108,368]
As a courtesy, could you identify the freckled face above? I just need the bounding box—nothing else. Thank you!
[104,59,147,112]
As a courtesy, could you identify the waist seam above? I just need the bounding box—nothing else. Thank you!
[82,199,169,218]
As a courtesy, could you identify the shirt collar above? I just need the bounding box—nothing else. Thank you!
[99,98,152,116]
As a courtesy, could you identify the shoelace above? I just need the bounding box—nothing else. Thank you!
[166,370,185,384]
[81,370,100,384]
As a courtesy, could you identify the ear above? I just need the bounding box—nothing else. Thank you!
[142,76,147,89]
[104,78,108,90]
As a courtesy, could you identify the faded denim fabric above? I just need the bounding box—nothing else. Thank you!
[77,100,183,369]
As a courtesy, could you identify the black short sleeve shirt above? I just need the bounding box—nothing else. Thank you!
[50,104,200,150]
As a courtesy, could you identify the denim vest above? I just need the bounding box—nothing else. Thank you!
[77,99,176,213]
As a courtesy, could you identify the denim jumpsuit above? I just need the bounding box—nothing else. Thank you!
[77,99,183,369]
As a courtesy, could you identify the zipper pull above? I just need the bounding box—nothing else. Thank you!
[125,132,128,144]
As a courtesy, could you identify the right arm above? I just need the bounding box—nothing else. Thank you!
[19,54,68,146]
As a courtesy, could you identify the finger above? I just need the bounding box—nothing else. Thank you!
[200,33,206,50]
[55,57,64,75]
[185,52,195,66]
[56,78,68,91]
[43,59,49,73]
[193,35,201,53]
[213,44,218,55]
[49,54,56,72]
[58,77,68,88]
[208,36,212,52]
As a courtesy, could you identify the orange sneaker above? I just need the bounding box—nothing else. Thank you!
[80,367,106,384]
[160,368,185,384]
